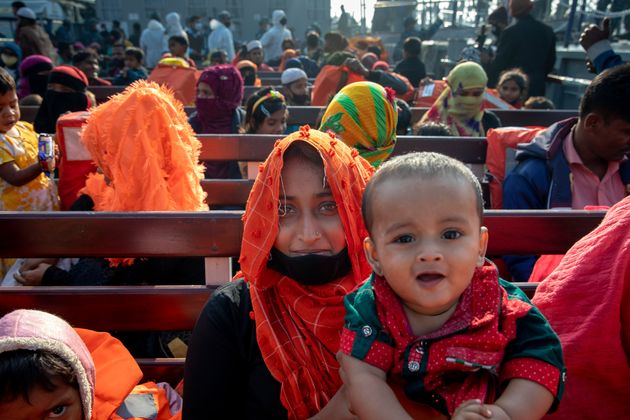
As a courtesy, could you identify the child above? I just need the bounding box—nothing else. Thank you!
[167,35,196,68]
[0,309,182,419]
[242,87,287,135]
[0,66,58,277]
[497,68,529,108]
[523,96,555,109]
[338,152,565,419]
[113,47,148,86]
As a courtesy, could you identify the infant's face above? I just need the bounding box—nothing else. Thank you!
[364,176,488,317]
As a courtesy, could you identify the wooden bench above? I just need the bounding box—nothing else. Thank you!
[0,209,606,385]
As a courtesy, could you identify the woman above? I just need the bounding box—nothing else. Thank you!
[417,61,501,137]
[184,127,374,419]
[17,54,52,99]
[242,87,288,135]
[320,81,398,168]
[189,64,244,179]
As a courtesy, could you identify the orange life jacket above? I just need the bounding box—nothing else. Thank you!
[311,64,365,106]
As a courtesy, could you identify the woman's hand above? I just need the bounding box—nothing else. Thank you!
[309,385,357,420]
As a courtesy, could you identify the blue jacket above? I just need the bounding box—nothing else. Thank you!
[502,118,630,279]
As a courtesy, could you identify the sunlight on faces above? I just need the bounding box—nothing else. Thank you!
[196,82,215,99]
[585,112,630,162]
[364,176,488,318]
[289,78,308,96]
[168,40,187,58]
[0,377,83,420]
[0,89,19,133]
[256,109,287,134]
[248,48,264,65]
[76,58,99,80]
[273,152,346,257]
[498,79,522,104]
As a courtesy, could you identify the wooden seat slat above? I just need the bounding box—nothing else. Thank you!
[0,210,604,258]
[201,179,253,206]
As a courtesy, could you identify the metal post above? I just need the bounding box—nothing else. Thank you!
[564,0,579,47]
[577,0,588,33]
[452,0,458,27]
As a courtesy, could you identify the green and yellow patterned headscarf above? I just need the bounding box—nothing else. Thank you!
[320,81,398,167]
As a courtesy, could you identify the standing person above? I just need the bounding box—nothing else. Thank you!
[129,22,142,47]
[183,128,374,419]
[14,7,56,61]
[304,30,324,64]
[140,19,168,69]
[484,0,555,96]
[338,5,350,37]
[164,12,187,41]
[189,65,243,179]
[320,81,398,168]
[260,10,292,66]
[394,37,426,87]
[207,11,235,62]
[185,16,206,63]
[418,61,501,137]
[393,16,442,62]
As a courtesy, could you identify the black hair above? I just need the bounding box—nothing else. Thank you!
[243,87,287,133]
[306,32,320,48]
[169,35,189,48]
[524,96,555,110]
[362,152,483,234]
[497,68,529,93]
[580,63,630,121]
[0,349,77,404]
[0,66,16,95]
[11,2,26,10]
[125,47,144,62]
[283,140,323,168]
[210,50,227,63]
[415,121,453,136]
[403,37,422,57]
[367,45,382,58]
[71,49,98,66]
[396,99,411,135]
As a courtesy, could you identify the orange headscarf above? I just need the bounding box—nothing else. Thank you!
[279,48,299,72]
[80,80,208,265]
[237,126,373,419]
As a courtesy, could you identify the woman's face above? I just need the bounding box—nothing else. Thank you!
[197,82,215,99]
[256,109,287,134]
[273,155,346,257]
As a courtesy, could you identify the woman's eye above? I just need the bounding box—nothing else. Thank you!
[442,230,462,240]
[394,234,414,244]
[48,405,66,418]
[278,203,296,217]
[319,201,338,214]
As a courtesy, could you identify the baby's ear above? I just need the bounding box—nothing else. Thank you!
[477,226,489,267]
[363,237,383,275]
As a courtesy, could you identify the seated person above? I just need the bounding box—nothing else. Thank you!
[113,47,148,86]
[244,40,274,72]
[209,49,227,66]
[338,152,565,419]
[0,309,182,419]
[496,68,528,108]
[15,81,207,287]
[320,81,397,168]
[415,121,452,136]
[533,196,630,418]
[17,54,53,99]
[166,35,196,68]
[523,96,554,109]
[235,59,260,86]
[72,48,111,86]
[418,61,501,137]
[396,98,412,135]
[394,36,427,87]
[279,67,310,105]
[503,64,630,280]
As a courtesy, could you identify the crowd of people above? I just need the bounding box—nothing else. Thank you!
[0,1,629,419]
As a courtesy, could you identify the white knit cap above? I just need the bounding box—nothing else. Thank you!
[281,68,307,85]
[247,40,262,52]
[16,7,36,20]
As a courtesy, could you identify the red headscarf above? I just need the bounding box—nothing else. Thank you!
[237,126,373,419]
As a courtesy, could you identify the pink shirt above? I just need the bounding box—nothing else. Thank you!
[563,131,627,209]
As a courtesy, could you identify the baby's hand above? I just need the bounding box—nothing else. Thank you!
[452,399,495,420]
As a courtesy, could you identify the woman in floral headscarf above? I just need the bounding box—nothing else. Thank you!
[184,127,374,419]
[418,61,501,137]
[320,81,398,168]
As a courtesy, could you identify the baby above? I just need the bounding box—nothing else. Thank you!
[338,152,565,419]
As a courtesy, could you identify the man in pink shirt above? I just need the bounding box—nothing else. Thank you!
[502,63,630,280]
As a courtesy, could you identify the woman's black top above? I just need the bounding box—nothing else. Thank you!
[183,279,288,420]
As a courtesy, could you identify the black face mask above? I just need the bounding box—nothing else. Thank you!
[110,58,125,69]
[243,73,256,86]
[35,90,88,134]
[267,247,352,286]
[28,74,49,96]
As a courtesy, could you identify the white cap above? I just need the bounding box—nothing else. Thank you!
[246,40,262,52]
[16,7,36,20]
[281,68,307,85]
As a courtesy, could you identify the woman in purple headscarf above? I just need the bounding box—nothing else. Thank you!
[17,54,53,98]
[189,64,244,179]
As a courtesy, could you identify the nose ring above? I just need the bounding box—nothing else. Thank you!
[313,231,321,237]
